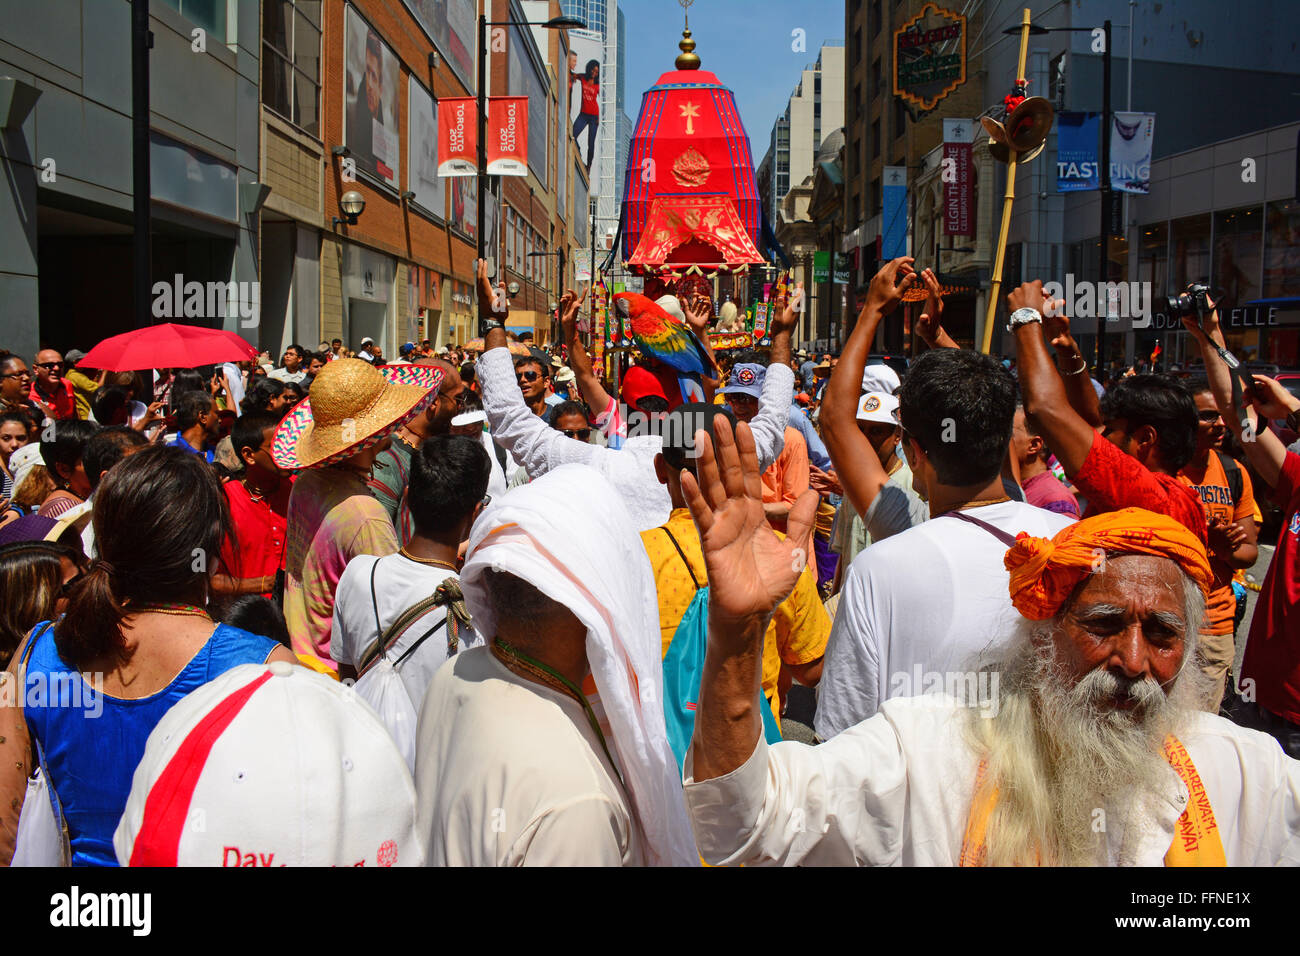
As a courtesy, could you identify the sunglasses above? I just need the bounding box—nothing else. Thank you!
[35,362,64,370]
[1196,409,1224,422]
[561,428,592,441]
[516,370,542,383]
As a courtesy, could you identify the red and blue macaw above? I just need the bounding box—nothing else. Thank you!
[612,292,719,377]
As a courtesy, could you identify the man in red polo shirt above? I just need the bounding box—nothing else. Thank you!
[1181,305,1300,757]
[1008,280,1207,545]
[30,349,78,420]
[213,411,290,600]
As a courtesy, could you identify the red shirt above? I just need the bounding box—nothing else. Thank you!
[220,478,291,598]
[573,75,599,115]
[1241,451,1300,724]
[30,379,77,420]
[1072,432,1208,545]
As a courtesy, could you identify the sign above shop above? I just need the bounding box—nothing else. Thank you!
[893,3,967,112]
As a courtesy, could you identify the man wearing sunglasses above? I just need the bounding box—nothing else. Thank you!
[30,349,78,421]
[0,352,43,422]
[514,356,555,424]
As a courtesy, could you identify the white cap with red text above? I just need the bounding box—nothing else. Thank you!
[114,662,424,867]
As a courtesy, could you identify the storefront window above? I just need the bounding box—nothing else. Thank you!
[1212,206,1263,307]
[1136,222,1168,293]
[1170,214,1211,290]
[1263,199,1300,299]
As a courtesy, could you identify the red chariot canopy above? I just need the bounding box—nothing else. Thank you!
[620,65,765,275]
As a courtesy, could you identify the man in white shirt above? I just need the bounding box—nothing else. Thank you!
[331,435,488,716]
[414,464,698,866]
[474,264,796,532]
[676,418,1300,866]
[356,337,376,363]
[817,287,1073,739]
[267,344,308,384]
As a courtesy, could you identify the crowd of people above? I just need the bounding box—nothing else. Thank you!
[0,253,1297,868]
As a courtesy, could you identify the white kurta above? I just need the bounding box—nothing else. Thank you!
[478,347,793,532]
[415,646,644,866]
[684,695,1300,866]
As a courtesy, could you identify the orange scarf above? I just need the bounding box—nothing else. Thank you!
[958,736,1225,866]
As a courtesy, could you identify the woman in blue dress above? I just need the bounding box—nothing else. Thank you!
[0,444,297,866]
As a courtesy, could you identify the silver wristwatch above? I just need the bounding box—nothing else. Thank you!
[1007,307,1042,334]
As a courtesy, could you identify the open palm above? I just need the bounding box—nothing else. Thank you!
[680,415,818,626]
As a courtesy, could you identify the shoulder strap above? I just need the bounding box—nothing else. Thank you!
[1214,450,1243,506]
[660,526,703,591]
[492,438,509,473]
[944,510,1019,547]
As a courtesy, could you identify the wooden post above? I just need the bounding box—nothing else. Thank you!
[980,7,1033,355]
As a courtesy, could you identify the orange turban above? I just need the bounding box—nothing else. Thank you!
[1004,507,1213,621]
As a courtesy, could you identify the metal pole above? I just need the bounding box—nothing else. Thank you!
[980,7,1033,355]
[131,0,151,328]
[476,11,487,330]
[1097,19,1112,372]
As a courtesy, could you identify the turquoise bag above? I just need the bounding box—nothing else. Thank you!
[658,527,781,770]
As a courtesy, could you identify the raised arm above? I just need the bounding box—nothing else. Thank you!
[1181,305,1293,489]
[682,294,720,401]
[914,269,958,350]
[477,260,594,478]
[681,414,817,784]
[559,287,614,415]
[1009,280,1098,478]
[748,298,796,473]
[1041,304,1102,428]
[821,257,916,518]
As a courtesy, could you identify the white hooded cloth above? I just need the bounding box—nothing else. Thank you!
[459,463,698,867]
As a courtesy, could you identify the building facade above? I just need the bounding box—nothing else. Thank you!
[0,0,263,359]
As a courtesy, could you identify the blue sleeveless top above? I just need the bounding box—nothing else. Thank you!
[23,621,279,867]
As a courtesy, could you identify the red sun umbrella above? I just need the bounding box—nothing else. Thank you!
[78,323,260,371]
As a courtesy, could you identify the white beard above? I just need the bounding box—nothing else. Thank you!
[964,628,1211,866]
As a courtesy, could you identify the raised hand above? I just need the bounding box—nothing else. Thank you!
[1040,298,1074,349]
[914,268,945,344]
[476,258,507,319]
[682,294,711,337]
[1247,374,1300,420]
[680,414,818,628]
[1006,279,1050,317]
[559,287,585,338]
[865,257,917,316]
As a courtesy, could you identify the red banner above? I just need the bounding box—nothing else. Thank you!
[437,97,477,177]
[943,140,972,236]
[486,96,528,177]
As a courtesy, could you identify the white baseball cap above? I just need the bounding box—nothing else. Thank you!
[450,409,488,428]
[860,363,901,395]
[114,662,424,867]
[856,390,900,425]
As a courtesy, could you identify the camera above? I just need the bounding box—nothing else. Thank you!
[1161,283,1214,317]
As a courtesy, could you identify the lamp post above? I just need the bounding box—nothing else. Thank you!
[476,10,584,334]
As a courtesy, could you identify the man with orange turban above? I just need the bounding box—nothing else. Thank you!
[672,418,1300,866]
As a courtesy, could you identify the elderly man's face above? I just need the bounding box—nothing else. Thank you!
[1051,554,1189,709]
[34,349,64,388]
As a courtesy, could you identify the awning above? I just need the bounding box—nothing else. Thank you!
[627,194,765,270]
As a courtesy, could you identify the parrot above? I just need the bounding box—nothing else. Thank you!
[612,292,720,377]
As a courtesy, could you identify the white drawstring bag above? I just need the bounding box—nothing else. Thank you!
[12,766,68,866]
[352,660,419,773]
[11,624,70,866]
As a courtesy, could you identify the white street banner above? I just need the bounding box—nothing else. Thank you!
[1110,112,1155,194]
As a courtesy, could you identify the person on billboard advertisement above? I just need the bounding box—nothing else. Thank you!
[345,12,399,186]
[569,52,600,172]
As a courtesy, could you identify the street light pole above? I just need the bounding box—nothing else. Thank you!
[131,0,151,328]
[476,11,487,272]
[1097,18,1112,372]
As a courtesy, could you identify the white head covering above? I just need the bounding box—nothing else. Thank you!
[459,463,698,867]
[8,443,43,497]
[655,295,686,322]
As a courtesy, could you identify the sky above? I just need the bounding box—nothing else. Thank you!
[619,0,846,154]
